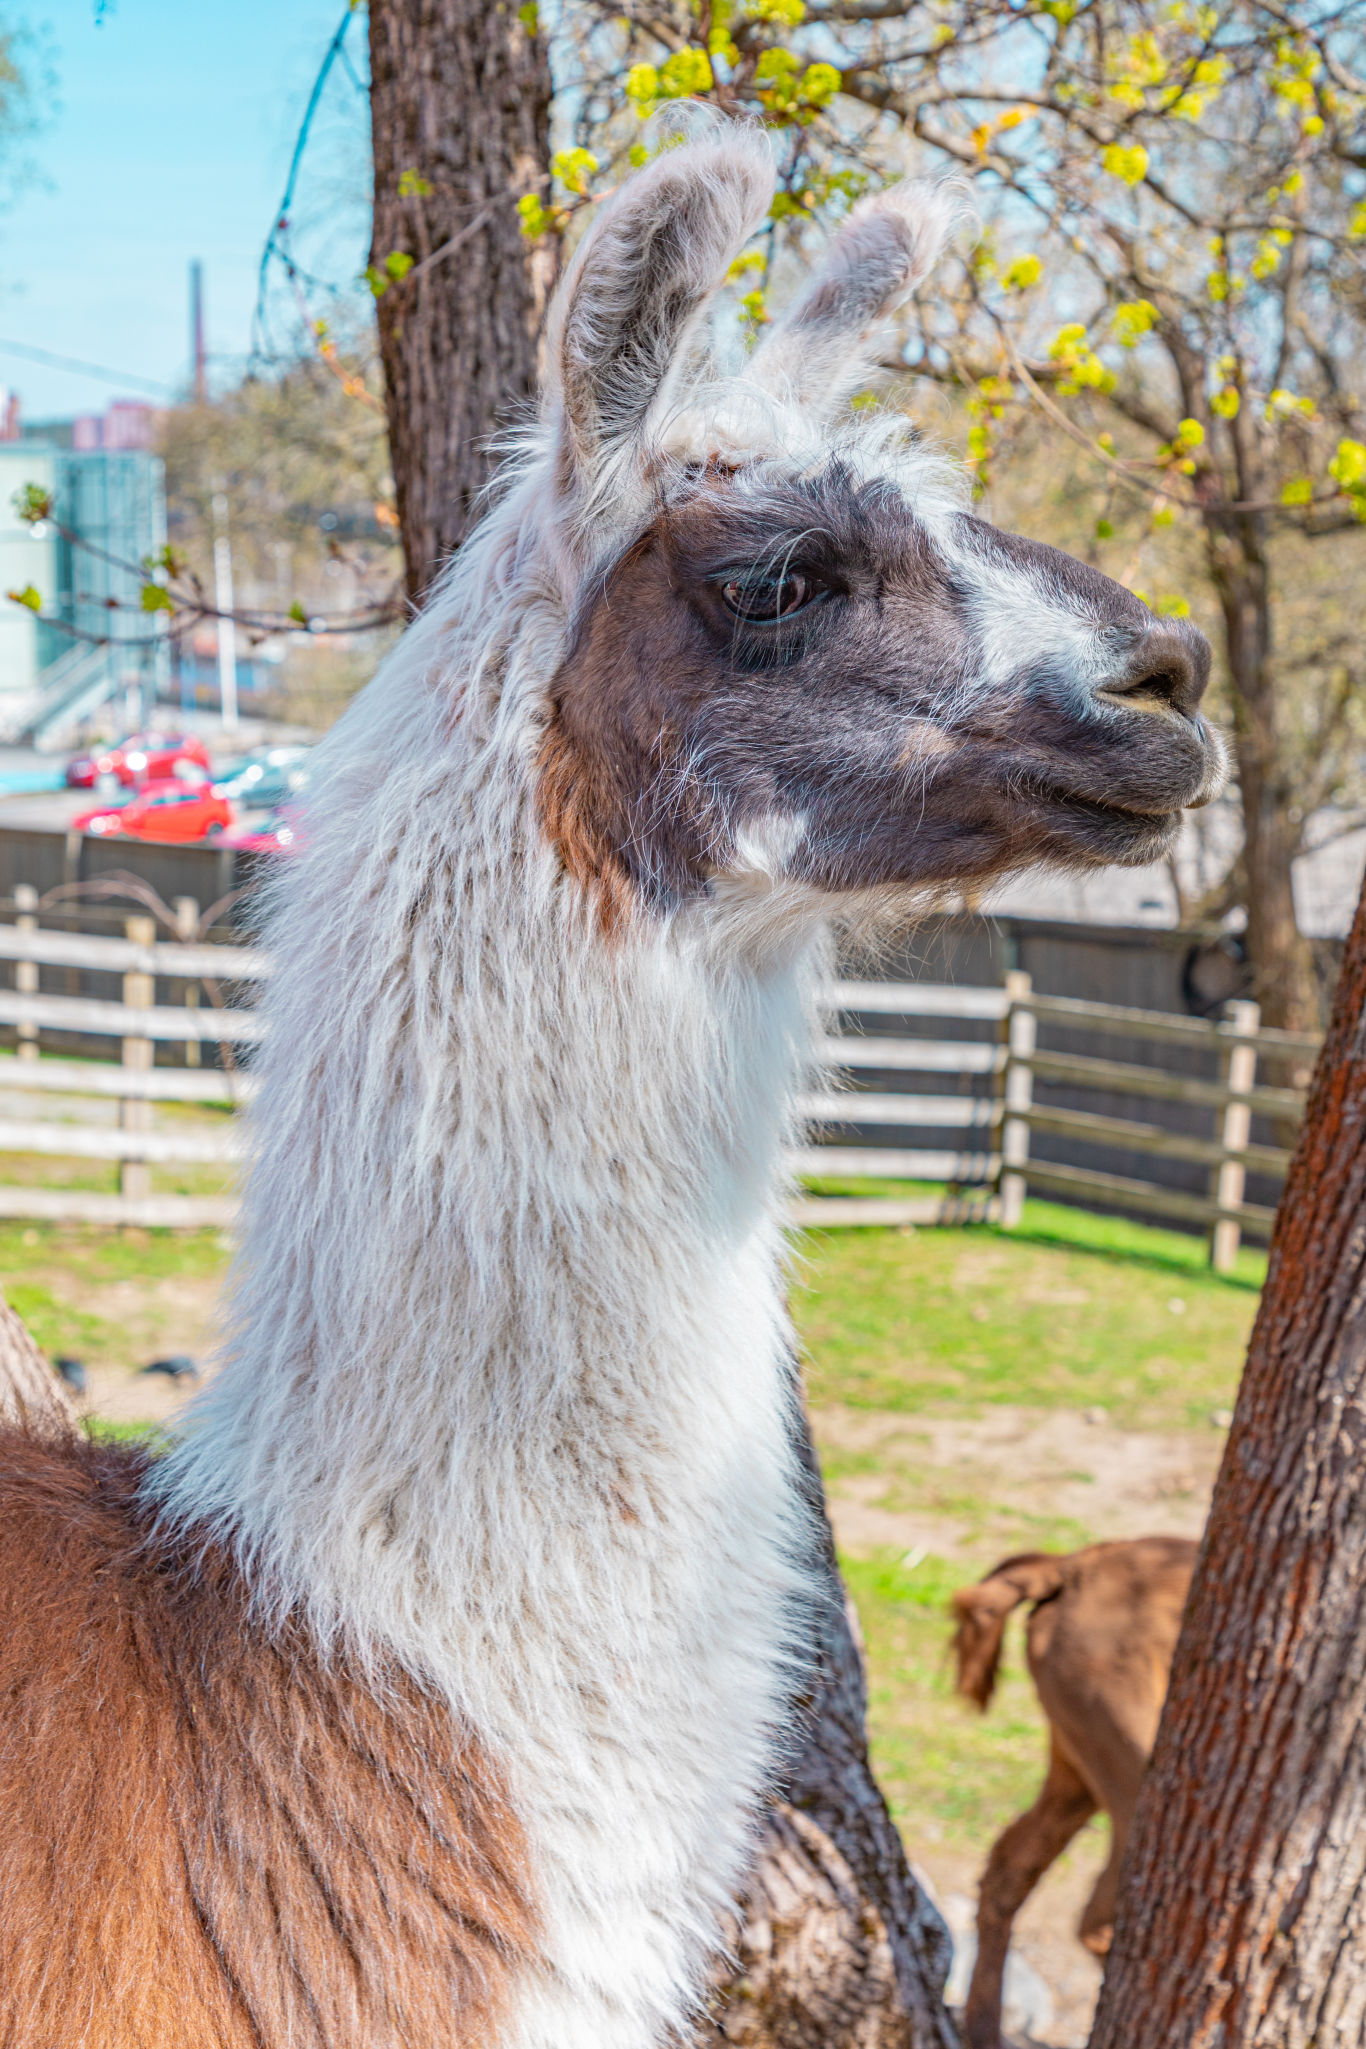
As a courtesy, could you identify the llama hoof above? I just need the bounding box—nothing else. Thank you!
[142,1356,199,1382]
[54,1357,86,1393]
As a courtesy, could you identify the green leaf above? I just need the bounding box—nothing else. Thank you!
[1001,253,1042,292]
[1095,518,1115,539]
[516,0,539,29]
[1101,142,1148,186]
[551,148,599,197]
[383,250,414,281]
[1329,438,1366,492]
[658,47,713,98]
[11,483,53,527]
[1112,298,1158,347]
[140,583,175,614]
[1280,476,1314,506]
[397,168,432,199]
[5,584,41,612]
[288,601,308,625]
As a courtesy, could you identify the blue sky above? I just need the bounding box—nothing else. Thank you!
[0,0,371,419]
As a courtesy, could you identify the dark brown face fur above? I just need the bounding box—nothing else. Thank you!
[539,465,1218,921]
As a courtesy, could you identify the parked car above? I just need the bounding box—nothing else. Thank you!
[74,779,233,844]
[213,745,311,814]
[220,805,303,856]
[65,731,212,791]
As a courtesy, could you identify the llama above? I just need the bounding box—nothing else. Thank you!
[951,1538,1198,2049]
[0,132,1222,2049]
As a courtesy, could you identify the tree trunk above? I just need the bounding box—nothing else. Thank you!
[1088,878,1366,2048]
[0,1292,76,1436]
[699,1398,958,2049]
[368,0,555,606]
[1205,516,1320,1033]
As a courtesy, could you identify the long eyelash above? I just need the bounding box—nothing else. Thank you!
[722,525,827,646]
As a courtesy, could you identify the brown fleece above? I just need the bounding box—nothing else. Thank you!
[0,1430,536,2049]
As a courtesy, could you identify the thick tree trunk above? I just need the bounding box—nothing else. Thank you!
[0,1292,76,1436]
[1088,877,1366,2048]
[368,0,555,605]
[1205,516,1320,1033]
[699,1400,958,2049]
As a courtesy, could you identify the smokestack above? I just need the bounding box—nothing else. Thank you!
[190,261,207,405]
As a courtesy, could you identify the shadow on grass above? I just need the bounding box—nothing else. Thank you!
[800,1179,1267,1293]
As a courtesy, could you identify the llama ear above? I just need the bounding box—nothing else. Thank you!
[749,178,967,412]
[548,132,775,499]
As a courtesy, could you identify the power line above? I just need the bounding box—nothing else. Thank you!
[251,5,364,368]
[0,339,177,398]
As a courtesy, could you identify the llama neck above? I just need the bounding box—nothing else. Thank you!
[153,668,819,1687]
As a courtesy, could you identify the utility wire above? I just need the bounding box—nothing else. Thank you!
[250,4,364,368]
[0,339,176,398]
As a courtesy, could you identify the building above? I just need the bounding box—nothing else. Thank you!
[71,400,161,453]
[0,429,168,742]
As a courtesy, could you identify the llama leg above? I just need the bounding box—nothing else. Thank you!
[963,1742,1096,2049]
[1078,1834,1124,1956]
[1078,1788,1139,1956]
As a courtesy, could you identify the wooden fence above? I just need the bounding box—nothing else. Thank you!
[0,899,1323,1260]
[791,972,1320,1268]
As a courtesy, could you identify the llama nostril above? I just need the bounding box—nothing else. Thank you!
[1097,628,1204,719]
[1127,670,1184,706]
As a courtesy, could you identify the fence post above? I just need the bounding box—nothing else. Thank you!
[13,885,38,1063]
[173,896,200,1068]
[121,915,157,1207]
[1210,996,1261,1274]
[999,969,1035,1229]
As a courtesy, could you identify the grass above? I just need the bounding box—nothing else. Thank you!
[793,1194,1262,1431]
[0,1222,228,1370]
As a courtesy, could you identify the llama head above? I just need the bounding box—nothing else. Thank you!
[526,129,1223,931]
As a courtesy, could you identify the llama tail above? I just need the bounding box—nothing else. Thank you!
[950,1551,1068,1710]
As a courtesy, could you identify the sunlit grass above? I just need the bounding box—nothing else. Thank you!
[794,1194,1261,1431]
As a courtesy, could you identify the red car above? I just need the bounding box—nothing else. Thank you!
[74,779,234,844]
[65,731,212,791]
[220,806,303,856]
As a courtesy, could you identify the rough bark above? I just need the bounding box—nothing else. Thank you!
[0,1293,76,1436]
[1089,875,1366,2048]
[699,1400,958,2049]
[1204,512,1321,1034]
[368,0,555,605]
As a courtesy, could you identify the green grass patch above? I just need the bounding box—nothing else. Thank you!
[0,1223,229,1370]
[793,1195,1261,1430]
[82,1416,167,1447]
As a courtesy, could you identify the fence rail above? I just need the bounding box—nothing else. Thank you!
[0,899,1322,1256]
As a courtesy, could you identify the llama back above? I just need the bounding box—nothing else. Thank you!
[0,1429,536,2047]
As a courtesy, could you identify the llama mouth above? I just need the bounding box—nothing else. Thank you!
[1020,777,1189,829]
[1021,784,1187,868]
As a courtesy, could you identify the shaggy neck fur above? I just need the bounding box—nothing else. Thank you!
[151,476,821,2048]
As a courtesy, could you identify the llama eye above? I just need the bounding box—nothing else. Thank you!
[718,569,819,621]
